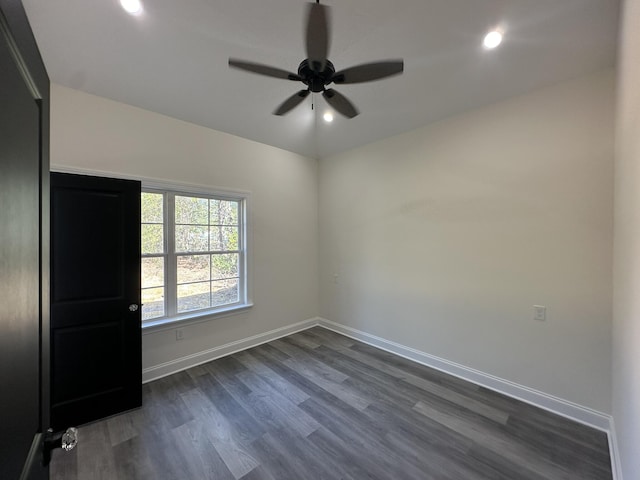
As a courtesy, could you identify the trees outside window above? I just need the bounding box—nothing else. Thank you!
[141,188,248,325]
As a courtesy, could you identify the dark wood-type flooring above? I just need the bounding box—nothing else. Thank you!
[51,327,612,479]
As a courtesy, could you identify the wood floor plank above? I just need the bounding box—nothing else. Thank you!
[298,397,430,480]
[204,353,321,440]
[312,344,433,408]
[137,422,202,480]
[191,368,266,445]
[273,337,350,383]
[49,447,77,479]
[179,388,259,479]
[302,327,356,348]
[111,435,156,480]
[269,340,374,412]
[504,415,612,476]
[382,429,486,480]
[51,326,612,480]
[412,400,574,479]
[106,408,140,446]
[250,344,377,417]
[306,426,386,480]
[144,376,194,430]
[464,444,550,480]
[306,337,510,425]
[74,421,118,480]
[238,465,278,480]
[348,339,479,390]
[362,400,474,457]
[249,428,348,480]
[283,357,372,411]
[235,368,321,437]
[171,420,236,480]
[282,330,322,349]
[233,350,310,404]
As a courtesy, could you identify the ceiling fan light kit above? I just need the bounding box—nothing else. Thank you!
[483,30,503,49]
[229,1,404,118]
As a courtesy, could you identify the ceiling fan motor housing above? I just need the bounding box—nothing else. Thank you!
[298,59,335,92]
[228,2,403,117]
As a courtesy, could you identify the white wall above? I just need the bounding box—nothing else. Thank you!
[319,70,615,412]
[50,67,618,420]
[50,84,318,374]
[613,0,640,477]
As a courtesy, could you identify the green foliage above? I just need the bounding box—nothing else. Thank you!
[175,225,208,252]
[140,193,241,319]
[141,192,163,223]
[176,196,208,224]
[211,199,238,225]
[211,253,239,279]
[141,193,164,254]
[142,224,163,254]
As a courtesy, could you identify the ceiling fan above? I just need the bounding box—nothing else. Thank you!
[229,1,404,119]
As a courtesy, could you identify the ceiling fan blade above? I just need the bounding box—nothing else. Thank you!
[323,89,359,118]
[305,3,330,72]
[274,90,311,116]
[332,60,404,84]
[229,59,302,81]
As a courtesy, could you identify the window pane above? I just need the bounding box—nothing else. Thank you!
[175,225,209,252]
[177,255,210,283]
[142,224,164,254]
[176,196,208,225]
[141,190,246,321]
[142,287,164,320]
[210,199,238,225]
[141,192,163,223]
[212,278,239,307]
[211,253,238,280]
[210,226,239,251]
[177,282,210,313]
[142,257,164,288]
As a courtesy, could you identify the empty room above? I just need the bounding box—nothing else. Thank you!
[1,0,639,479]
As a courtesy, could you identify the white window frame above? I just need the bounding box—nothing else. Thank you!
[141,180,252,330]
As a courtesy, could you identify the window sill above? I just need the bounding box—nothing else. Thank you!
[141,302,254,335]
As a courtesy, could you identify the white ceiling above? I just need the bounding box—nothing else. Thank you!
[22,0,620,159]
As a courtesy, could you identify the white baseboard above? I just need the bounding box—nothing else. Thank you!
[141,315,621,478]
[141,317,320,383]
[317,318,611,432]
[317,318,623,479]
[317,319,625,478]
[608,417,624,480]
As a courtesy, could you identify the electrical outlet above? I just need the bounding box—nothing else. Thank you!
[333,274,339,284]
[176,328,184,341]
[533,305,546,321]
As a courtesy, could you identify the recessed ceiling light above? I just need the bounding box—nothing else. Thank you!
[483,30,503,49]
[120,0,143,15]
[323,112,334,123]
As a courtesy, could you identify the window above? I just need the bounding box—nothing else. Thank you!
[141,186,249,326]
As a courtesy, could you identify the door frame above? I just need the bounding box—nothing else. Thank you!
[0,1,50,478]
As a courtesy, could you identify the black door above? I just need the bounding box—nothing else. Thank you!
[50,173,142,429]
[0,1,50,479]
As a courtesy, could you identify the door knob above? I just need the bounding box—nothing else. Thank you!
[61,427,78,451]
[43,427,78,466]
[129,304,139,312]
